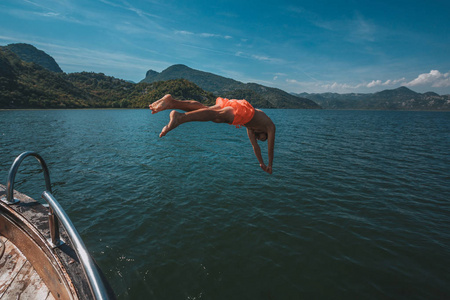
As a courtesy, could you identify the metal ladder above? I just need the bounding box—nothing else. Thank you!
[1,151,110,300]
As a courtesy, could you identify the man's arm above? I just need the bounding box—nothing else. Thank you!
[266,123,276,174]
[247,128,265,168]
[247,128,270,173]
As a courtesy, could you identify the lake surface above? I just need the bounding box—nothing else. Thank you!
[1,109,449,299]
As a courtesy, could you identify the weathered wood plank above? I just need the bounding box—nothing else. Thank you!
[46,290,57,300]
[1,260,51,300]
[0,239,27,297]
[0,236,53,299]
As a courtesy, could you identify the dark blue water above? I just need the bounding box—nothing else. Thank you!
[1,109,449,299]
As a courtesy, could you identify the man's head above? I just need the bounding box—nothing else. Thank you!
[255,132,267,141]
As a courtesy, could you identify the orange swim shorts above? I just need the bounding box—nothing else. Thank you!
[216,97,255,127]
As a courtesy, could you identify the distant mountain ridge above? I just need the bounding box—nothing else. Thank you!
[0,43,63,73]
[295,87,450,110]
[3,42,449,111]
[141,64,321,109]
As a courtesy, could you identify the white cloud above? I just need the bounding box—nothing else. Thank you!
[350,13,377,42]
[367,80,382,88]
[286,79,299,84]
[269,73,286,82]
[115,22,149,35]
[234,51,284,64]
[385,78,406,85]
[365,77,406,88]
[252,55,270,61]
[200,33,219,38]
[36,12,60,17]
[405,70,450,88]
[175,30,194,35]
[175,30,232,40]
[23,0,62,12]
[433,78,450,88]
[98,0,160,19]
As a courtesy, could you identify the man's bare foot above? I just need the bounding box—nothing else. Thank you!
[159,110,182,137]
[149,94,174,114]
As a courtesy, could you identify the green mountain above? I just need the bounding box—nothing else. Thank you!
[0,47,215,108]
[141,64,321,109]
[1,43,63,73]
[296,87,450,110]
[0,48,92,108]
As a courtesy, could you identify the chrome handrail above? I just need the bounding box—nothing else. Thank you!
[2,151,111,300]
[2,151,52,204]
[1,151,61,246]
[42,191,110,300]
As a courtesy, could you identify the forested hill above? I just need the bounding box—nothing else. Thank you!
[0,47,216,108]
[1,43,63,73]
[142,64,321,109]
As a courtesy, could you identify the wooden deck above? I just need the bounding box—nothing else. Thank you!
[0,235,55,300]
[0,183,116,299]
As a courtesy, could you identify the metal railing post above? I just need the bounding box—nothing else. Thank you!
[42,191,110,300]
[1,151,62,247]
[2,151,52,201]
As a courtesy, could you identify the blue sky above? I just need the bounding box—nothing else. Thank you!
[1,0,449,94]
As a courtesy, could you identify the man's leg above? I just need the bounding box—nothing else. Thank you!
[159,107,234,137]
[149,94,214,114]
